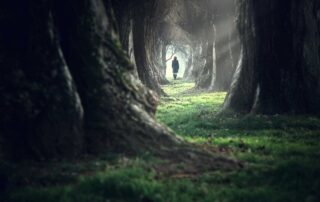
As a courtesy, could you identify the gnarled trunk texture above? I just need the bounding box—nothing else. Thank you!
[132,2,166,94]
[53,0,177,155]
[111,0,169,93]
[111,0,131,51]
[0,0,84,159]
[223,0,320,115]
[0,0,175,159]
[0,0,239,173]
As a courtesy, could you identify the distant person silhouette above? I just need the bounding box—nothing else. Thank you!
[172,57,180,80]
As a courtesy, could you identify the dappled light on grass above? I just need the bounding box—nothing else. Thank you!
[160,80,195,96]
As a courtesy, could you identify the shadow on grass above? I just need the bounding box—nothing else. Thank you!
[2,81,320,202]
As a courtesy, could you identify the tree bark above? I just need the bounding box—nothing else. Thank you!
[161,43,168,77]
[153,39,169,84]
[189,0,240,91]
[183,46,194,81]
[0,0,176,158]
[132,2,165,94]
[195,25,215,89]
[212,16,239,92]
[0,0,84,159]
[223,0,320,115]
[52,0,178,155]
[0,1,241,175]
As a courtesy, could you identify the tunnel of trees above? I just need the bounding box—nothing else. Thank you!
[0,0,319,168]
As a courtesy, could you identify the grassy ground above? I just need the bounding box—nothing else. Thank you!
[157,80,320,202]
[3,80,320,202]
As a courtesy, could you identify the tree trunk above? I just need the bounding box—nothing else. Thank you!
[52,0,178,155]
[195,25,215,89]
[111,0,131,52]
[0,0,240,174]
[0,0,84,159]
[191,42,206,82]
[161,43,168,78]
[132,3,165,94]
[192,0,240,91]
[0,0,176,158]
[212,16,238,91]
[183,47,194,81]
[223,0,320,115]
[153,39,169,84]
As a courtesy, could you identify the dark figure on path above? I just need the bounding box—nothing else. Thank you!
[172,57,180,80]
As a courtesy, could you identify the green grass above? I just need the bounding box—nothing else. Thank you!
[157,80,320,202]
[3,80,320,202]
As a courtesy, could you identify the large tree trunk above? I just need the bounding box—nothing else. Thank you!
[132,2,165,94]
[0,0,177,159]
[183,46,194,81]
[53,0,178,154]
[110,0,138,77]
[161,43,167,76]
[0,0,84,159]
[223,0,320,115]
[113,0,168,86]
[111,0,131,51]
[190,42,206,83]
[152,38,169,85]
[190,0,240,91]
[212,16,239,91]
[0,0,239,173]
[195,25,215,89]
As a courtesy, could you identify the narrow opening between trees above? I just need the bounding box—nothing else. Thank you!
[164,44,189,80]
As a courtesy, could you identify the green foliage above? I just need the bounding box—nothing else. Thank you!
[5,80,320,202]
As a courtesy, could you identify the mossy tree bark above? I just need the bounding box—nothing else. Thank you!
[0,0,239,173]
[132,1,167,94]
[111,0,169,91]
[0,0,176,159]
[111,0,139,55]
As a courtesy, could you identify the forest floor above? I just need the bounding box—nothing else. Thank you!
[2,80,320,202]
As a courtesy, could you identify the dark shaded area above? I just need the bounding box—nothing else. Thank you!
[0,1,239,183]
[224,0,320,115]
[0,0,84,159]
[0,0,319,200]
[0,0,179,159]
[112,0,240,92]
